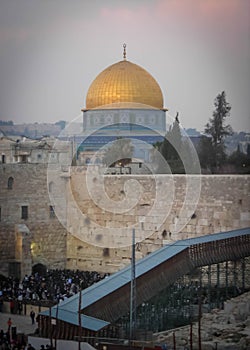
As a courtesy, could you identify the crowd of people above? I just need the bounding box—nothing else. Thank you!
[0,269,109,310]
[0,328,53,350]
[0,324,48,349]
[0,269,109,349]
[1,317,55,349]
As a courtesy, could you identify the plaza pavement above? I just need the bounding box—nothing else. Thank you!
[0,311,37,335]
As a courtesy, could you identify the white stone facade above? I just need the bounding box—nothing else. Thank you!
[0,136,73,165]
[0,158,249,275]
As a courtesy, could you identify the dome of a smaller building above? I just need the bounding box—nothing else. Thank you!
[86,59,164,110]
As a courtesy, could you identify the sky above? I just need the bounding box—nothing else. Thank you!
[0,0,249,132]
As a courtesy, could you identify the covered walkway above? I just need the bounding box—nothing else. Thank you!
[39,227,250,339]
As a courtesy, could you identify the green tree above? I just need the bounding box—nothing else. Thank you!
[228,144,250,173]
[247,144,250,158]
[198,91,233,173]
[153,114,185,173]
[102,137,134,167]
[203,91,232,170]
[198,135,216,171]
[160,115,182,160]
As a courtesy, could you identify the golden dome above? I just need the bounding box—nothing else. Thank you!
[86,59,164,109]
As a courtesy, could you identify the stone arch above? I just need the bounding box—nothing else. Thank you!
[32,263,47,276]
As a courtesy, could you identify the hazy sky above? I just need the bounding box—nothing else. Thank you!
[0,0,249,132]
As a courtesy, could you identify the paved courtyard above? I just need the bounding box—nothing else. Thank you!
[0,312,37,335]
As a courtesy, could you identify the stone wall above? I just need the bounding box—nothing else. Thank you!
[0,163,249,275]
[66,170,250,272]
[0,224,16,276]
[0,164,67,276]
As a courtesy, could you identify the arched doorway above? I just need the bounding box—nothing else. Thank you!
[32,263,47,276]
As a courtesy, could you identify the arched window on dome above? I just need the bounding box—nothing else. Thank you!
[8,176,14,190]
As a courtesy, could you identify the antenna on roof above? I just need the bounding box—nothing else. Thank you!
[123,43,127,60]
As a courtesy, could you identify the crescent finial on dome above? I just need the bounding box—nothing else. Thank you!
[123,43,127,60]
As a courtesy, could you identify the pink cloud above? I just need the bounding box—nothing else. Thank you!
[98,0,249,53]
[155,0,249,40]
[99,4,152,36]
[154,0,243,23]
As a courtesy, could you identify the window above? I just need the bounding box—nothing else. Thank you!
[20,155,28,163]
[1,154,6,163]
[48,181,54,193]
[21,206,28,220]
[0,207,1,221]
[49,205,55,218]
[8,177,14,190]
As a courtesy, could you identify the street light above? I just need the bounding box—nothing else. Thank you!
[129,216,145,346]
[129,227,136,345]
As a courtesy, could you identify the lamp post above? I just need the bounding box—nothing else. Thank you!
[78,283,82,350]
[129,216,144,347]
[129,227,136,346]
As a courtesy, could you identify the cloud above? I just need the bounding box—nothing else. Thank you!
[98,0,249,53]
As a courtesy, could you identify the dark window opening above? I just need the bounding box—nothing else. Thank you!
[162,229,167,238]
[2,154,6,163]
[103,248,110,257]
[20,155,28,163]
[32,263,47,276]
[8,177,14,190]
[21,206,28,220]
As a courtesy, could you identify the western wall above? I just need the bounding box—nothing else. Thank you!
[0,163,249,276]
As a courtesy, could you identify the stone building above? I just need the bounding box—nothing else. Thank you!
[0,136,73,277]
[0,49,250,278]
[0,135,72,165]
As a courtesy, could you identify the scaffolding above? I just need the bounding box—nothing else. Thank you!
[119,257,250,335]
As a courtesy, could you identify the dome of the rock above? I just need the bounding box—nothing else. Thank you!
[86,59,164,110]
